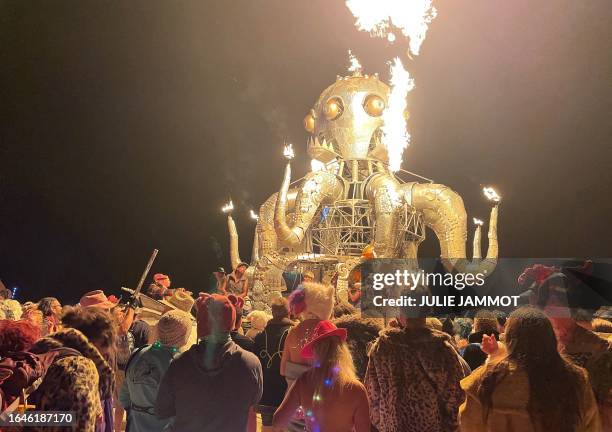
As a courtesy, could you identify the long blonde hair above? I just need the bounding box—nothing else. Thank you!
[310,335,358,398]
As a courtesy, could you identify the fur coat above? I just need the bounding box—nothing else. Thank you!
[29,328,115,432]
[365,325,469,432]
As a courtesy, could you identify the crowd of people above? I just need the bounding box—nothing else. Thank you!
[0,262,611,432]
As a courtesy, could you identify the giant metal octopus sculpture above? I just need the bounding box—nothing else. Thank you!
[226,70,499,311]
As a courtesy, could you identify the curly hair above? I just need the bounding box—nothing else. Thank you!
[61,306,117,351]
[0,319,41,354]
[477,306,583,431]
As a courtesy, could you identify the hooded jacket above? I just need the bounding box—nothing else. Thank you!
[155,338,263,432]
[459,362,601,432]
[365,325,469,432]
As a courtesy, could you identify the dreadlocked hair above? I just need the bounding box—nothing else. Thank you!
[476,306,583,432]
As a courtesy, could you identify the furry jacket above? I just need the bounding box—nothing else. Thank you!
[333,315,382,381]
[365,325,468,432]
[28,328,115,432]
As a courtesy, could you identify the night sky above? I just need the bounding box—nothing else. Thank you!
[1,1,611,303]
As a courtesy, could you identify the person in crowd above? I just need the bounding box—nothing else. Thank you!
[227,294,255,352]
[462,309,500,370]
[365,286,468,432]
[38,297,62,334]
[61,306,118,432]
[80,290,117,310]
[282,283,335,387]
[0,319,40,354]
[460,306,601,431]
[521,265,612,427]
[253,297,294,430]
[221,262,249,298]
[156,293,263,432]
[21,305,45,335]
[333,300,356,319]
[0,319,42,411]
[281,282,335,431]
[147,273,175,300]
[211,267,227,294]
[29,311,115,432]
[453,317,473,354]
[333,313,382,381]
[492,310,507,335]
[302,270,315,283]
[273,320,370,432]
[245,310,270,339]
[119,309,192,432]
[0,286,11,301]
[112,301,151,432]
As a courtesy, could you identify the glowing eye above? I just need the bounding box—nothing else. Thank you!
[363,94,385,117]
[304,112,315,133]
[324,97,344,120]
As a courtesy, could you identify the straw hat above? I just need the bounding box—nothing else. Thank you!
[160,290,195,314]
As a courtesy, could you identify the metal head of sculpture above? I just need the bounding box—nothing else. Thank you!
[305,72,391,164]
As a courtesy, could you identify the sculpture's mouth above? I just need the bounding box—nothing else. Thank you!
[316,132,340,154]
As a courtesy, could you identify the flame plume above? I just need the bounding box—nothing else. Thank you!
[345,0,437,56]
[382,57,414,172]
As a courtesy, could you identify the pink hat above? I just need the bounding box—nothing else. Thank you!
[300,320,347,359]
[196,293,236,338]
[79,290,116,310]
[154,273,169,282]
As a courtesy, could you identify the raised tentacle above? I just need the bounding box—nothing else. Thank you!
[274,162,344,247]
[409,183,498,276]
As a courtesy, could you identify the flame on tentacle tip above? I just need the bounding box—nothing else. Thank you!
[249,209,259,220]
[382,57,414,172]
[283,143,295,160]
[483,187,501,203]
[348,49,362,73]
[345,0,438,56]
[473,218,484,226]
[221,199,234,213]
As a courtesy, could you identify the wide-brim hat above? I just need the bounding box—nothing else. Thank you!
[300,320,347,359]
[79,290,116,310]
[160,290,195,313]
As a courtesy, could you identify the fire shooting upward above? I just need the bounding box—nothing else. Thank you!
[345,0,438,57]
[221,199,234,213]
[348,49,362,73]
[382,57,414,172]
[473,218,484,226]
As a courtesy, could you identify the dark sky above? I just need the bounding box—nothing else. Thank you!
[1,0,611,303]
